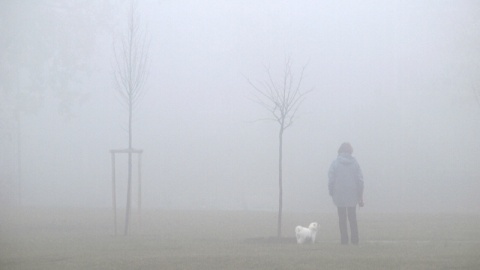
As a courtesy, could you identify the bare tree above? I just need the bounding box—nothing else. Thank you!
[112,0,149,236]
[247,57,312,238]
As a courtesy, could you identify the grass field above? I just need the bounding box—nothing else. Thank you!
[1,208,480,269]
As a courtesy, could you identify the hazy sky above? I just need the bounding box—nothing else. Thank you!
[2,0,480,213]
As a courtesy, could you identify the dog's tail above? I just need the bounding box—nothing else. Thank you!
[295,226,302,234]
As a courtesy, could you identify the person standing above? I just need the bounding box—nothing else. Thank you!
[328,142,364,245]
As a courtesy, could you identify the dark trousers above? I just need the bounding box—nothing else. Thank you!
[337,207,359,244]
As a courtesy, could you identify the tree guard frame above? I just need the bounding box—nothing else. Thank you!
[110,148,143,235]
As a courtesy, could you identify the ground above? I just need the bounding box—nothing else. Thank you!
[1,208,479,269]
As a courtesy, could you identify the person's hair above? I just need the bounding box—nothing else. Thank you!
[338,142,353,154]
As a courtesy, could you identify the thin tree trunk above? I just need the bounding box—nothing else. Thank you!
[277,126,284,238]
[125,152,132,235]
[124,98,133,236]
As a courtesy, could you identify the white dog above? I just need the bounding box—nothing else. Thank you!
[295,222,318,244]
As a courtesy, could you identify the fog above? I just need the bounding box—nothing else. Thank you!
[1,0,480,214]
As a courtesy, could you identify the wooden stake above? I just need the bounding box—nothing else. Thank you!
[111,152,117,235]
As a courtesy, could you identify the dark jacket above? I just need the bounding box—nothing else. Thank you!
[328,153,364,207]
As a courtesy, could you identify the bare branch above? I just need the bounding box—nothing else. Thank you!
[247,57,311,130]
[112,0,149,114]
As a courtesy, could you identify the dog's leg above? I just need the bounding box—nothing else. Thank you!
[296,235,304,244]
[296,234,305,244]
[295,227,304,244]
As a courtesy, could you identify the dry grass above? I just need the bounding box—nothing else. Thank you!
[1,208,480,269]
